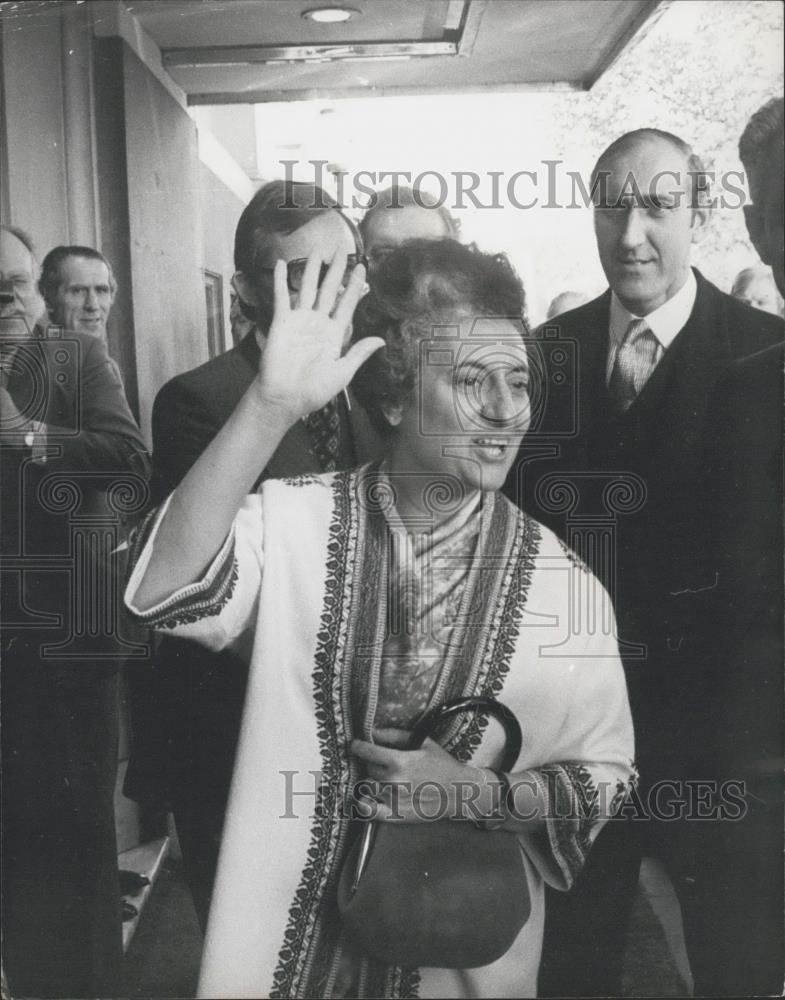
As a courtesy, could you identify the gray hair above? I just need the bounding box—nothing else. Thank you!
[0,225,39,275]
[39,245,117,307]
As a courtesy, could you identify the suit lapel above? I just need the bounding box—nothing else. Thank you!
[569,291,612,429]
[600,271,734,476]
[624,272,729,425]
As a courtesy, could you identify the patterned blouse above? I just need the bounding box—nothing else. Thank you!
[376,491,482,732]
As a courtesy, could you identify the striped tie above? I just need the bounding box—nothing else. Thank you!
[608,319,662,412]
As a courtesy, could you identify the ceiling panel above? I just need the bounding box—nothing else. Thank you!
[122,0,663,104]
[127,0,452,48]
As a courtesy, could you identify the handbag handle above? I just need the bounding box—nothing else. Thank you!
[348,697,522,895]
[409,696,523,773]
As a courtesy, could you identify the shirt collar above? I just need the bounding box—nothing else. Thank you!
[609,269,697,352]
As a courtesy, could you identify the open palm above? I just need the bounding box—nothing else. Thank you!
[257,252,383,423]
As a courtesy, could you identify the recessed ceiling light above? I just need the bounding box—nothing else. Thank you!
[302,7,359,23]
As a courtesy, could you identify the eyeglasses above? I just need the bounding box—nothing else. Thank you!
[258,254,367,293]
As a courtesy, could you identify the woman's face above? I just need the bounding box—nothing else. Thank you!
[387,314,531,496]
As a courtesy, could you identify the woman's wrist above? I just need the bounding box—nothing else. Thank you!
[245,376,301,432]
[459,766,508,828]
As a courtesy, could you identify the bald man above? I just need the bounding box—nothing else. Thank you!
[505,128,782,996]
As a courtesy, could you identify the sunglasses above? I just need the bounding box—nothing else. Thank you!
[258,254,367,293]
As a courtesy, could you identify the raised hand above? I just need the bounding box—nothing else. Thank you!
[254,250,383,424]
[130,251,384,611]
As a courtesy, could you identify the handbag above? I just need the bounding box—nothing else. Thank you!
[337,696,530,969]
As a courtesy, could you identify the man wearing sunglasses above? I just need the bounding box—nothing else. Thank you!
[126,180,382,928]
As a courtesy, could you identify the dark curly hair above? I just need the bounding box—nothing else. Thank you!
[351,239,526,438]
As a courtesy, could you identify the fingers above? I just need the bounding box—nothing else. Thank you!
[337,337,385,383]
[272,260,290,317]
[355,795,397,822]
[332,262,366,330]
[315,249,347,314]
[351,738,398,767]
[355,796,377,819]
[297,252,322,310]
[372,727,415,749]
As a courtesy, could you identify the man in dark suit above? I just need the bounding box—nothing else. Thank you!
[125,181,383,928]
[685,96,784,996]
[504,129,783,996]
[1,226,150,997]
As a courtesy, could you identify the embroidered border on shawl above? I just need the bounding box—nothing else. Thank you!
[347,469,390,739]
[280,474,323,487]
[270,472,355,1000]
[398,967,422,999]
[371,965,421,999]
[345,473,423,1000]
[125,504,239,630]
[531,761,602,888]
[448,500,541,762]
[609,763,639,815]
[149,560,239,630]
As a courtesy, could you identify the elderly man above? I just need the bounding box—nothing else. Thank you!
[360,185,459,275]
[39,245,117,338]
[505,128,782,997]
[1,226,149,997]
[126,180,383,928]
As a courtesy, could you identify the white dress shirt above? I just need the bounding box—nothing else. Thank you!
[606,269,698,383]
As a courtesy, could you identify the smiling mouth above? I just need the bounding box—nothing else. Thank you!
[471,438,517,458]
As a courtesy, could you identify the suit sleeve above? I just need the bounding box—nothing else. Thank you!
[150,376,222,504]
[43,335,150,480]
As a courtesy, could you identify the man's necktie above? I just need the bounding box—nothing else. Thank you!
[608,318,662,412]
[305,397,341,472]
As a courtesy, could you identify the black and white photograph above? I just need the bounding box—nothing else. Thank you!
[0,1,783,997]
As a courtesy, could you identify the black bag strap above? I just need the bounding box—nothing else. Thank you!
[410,696,522,773]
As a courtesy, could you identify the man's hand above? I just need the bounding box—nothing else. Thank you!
[253,251,383,424]
[0,385,26,444]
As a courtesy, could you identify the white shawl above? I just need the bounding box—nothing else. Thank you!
[126,468,635,999]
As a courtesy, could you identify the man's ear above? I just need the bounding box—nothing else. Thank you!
[381,400,403,427]
[743,205,769,264]
[232,271,258,306]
